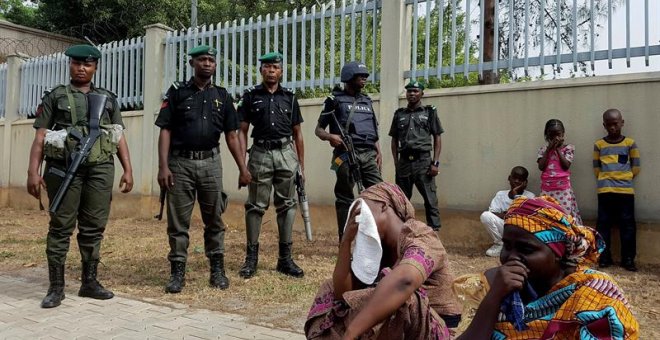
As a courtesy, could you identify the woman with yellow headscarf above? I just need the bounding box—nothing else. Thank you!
[455,196,639,339]
[305,182,461,339]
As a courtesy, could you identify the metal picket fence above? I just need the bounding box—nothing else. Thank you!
[406,0,660,81]
[18,37,144,117]
[0,63,7,118]
[164,0,382,96]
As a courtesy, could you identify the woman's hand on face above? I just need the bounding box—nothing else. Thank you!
[491,259,529,300]
[342,203,362,243]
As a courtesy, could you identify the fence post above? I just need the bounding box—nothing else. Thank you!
[140,24,172,209]
[379,0,411,182]
[1,54,26,188]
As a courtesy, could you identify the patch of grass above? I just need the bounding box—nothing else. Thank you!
[1,205,660,337]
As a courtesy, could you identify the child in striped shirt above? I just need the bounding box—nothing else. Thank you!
[593,108,640,271]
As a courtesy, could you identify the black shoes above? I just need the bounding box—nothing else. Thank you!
[239,244,259,279]
[78,261,114,300]
[165,261,186,293]
[209,254,229,289]
[41,263,65,308]
[622,259,638,272]
[276,242,304,278]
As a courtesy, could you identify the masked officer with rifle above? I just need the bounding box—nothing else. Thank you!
[315,61,383,241]
[156,45,250,293]
[27,44,134,308]
[237,52,305,279]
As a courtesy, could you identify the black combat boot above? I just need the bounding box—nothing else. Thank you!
[165,261,186,293]
[276,242,304,278]
[209,254,229,289]
[78,261,114,299]
[41,262,65,308]
[238,243,259,279]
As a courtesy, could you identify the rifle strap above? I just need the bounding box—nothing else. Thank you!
[65,86,78,126]
[344,98,358,132]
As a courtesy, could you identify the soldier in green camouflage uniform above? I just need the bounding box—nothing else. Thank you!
[237,52,305,279]
[27,45,134,308]
[389,81,443,230]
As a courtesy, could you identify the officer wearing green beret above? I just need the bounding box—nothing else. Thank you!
[237,51,305,279]
[389,81,444,230]
[27,44,134,308]
[156,45,250,293]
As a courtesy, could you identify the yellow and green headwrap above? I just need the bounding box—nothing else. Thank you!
[504,196,604,266]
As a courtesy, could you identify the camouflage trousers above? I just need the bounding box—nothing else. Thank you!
[166,153,228,263]
[244,143,299,245]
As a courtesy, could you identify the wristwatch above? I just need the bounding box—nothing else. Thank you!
[432,160,440,167]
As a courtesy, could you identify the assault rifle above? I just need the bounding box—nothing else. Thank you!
[327,112,364,193]
[154,188,167,220]
[295,169,313,241]
[48,93,107,213]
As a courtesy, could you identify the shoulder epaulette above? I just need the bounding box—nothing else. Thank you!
[171,81,185,90]
[282,86,295,94]
[42,84,65,99]
[425,105,437,112]
[326,94,335,101]
[243,86,255,94]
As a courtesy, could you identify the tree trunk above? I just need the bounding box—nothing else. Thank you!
[480,0,500,84]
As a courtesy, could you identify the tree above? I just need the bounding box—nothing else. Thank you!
[4,0,320,44]
[481,0,623,84]
[1,0,38,27]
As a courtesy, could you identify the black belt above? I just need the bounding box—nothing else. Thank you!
[399,150,430,161]
[171,147,218,160]
[254,137,292,150]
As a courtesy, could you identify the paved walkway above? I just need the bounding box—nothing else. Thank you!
[0,274,305,340]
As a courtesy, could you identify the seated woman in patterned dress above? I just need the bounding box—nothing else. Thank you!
[305,182,462,339]
[455,196,639,340]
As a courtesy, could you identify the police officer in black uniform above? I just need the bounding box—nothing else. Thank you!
[389,81,444,230]
[155,45,250,293]
[315,61,383,241]
[237,52,305,279]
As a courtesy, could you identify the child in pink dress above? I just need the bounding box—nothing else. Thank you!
[537,119,583,224]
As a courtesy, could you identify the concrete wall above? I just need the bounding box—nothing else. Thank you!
[2,72,659,262]
[0,20,81,59]
[2,72,658,222]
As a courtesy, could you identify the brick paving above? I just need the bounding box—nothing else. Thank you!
[0,274,305,340]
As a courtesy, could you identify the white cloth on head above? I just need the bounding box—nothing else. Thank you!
[343,198,382,285]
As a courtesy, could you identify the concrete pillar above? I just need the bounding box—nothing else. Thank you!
[140,24,172,197]
[1,54,26,188]
[379,0,411,182]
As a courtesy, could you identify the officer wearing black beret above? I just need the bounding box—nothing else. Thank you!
[155,45,250,293]
[237,52,305,279]
[315,61,383,241]
[389,81,444,230]
[27,44,134,308]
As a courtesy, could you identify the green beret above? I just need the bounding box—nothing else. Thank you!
[405,80,425,90]
[64,45,101,62]
[188,45,217,57]
[258,52,283,63]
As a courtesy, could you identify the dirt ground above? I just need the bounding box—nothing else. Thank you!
[1,203,658,336]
